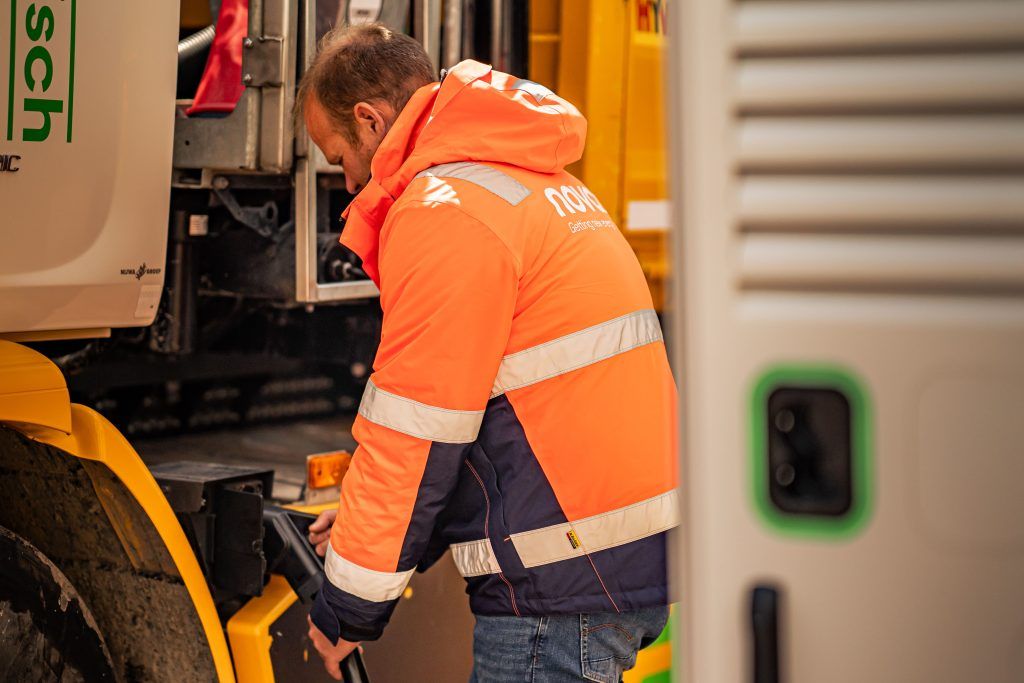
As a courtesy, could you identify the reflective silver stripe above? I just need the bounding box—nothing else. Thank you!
[324,546,415,602]
[358,379,484,444]
[449,491,680,577]
[450,539,502,577]
[491,309,663,397]
[510,78,554,103]
[415,162,532,206]
[510,490,680,569]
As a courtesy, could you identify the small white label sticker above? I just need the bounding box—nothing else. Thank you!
[348,0,383,25]
[135,284,163,319]
[626,200,672,232]
[189,214,209,237]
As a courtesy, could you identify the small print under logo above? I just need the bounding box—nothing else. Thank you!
[121,262,162,280]
[566,529,581,550]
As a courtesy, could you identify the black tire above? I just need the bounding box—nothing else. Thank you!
[0,526,117,682]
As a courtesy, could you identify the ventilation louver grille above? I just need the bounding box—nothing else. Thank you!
[732,1,1024,295]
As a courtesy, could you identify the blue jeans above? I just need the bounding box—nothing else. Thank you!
[469,607,669,683]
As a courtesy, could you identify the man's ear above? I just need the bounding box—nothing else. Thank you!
[352,102,389,138]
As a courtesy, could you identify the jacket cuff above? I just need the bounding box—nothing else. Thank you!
[310,580,400,644]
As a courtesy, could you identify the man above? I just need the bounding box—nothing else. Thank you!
[298,23,678,682]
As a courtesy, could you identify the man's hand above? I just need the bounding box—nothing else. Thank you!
[308,509,338,557]
[307,510,360,678]
[307,615,360,681]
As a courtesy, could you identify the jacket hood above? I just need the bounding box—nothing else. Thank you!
[340,60,587,285]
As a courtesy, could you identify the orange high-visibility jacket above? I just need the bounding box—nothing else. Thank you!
[310,60,678,643]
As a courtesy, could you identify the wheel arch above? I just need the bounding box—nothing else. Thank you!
[0,340,235,682]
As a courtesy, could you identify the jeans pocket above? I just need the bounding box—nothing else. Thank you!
[580,613,640,683]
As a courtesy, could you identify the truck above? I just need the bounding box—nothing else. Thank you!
[0,1,510,680]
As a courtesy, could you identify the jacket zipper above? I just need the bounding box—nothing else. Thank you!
[465,459,521,617]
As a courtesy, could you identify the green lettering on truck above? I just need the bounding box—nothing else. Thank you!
[4,0,75,143]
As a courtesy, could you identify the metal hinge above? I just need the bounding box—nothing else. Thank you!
[242,35,285,87]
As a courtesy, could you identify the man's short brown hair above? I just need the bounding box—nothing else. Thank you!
[295,23,435,141]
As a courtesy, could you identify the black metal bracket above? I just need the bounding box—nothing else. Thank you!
[213,181,281,239]
[152,461,274,597]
